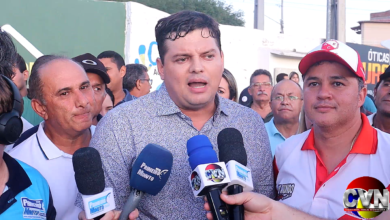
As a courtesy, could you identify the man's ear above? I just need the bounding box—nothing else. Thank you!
[31,99,48,120]
[358,86,368,108]
[136,79,142,90]
[22,70,29,81]
[120,65,126,78]
[157,58,165,80]
[248,87,253,96]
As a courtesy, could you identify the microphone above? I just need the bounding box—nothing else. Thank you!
[187,135,231,220]
[73,147,116,220]
[118,144,173,220]
[218,128,254,220]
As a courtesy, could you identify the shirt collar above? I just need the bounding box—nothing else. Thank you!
[3,152,32,195]
[267,118,285,138]
[156,83,230,117]
[301,113,378,154]
[36,122,68,160]
[115,89,137,107]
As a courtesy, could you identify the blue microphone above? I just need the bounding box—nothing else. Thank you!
[187,135,230,220]
[118,144,173,220]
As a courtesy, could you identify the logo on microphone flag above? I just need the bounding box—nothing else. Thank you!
[205,164,226,183]
[191,172,201,191]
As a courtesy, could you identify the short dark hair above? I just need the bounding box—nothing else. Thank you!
[222,68,238,102]
[97,51,125,70]
[105,87,115,105]
[276,73,288,83]
[15,53,27,73]
[29,55,70,103]
[0,31,18,79]
[0,76,13,114]
[155,10,221,64]
[123,64,148,91]
[250,69,272,85]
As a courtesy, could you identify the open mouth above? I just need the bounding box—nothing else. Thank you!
[188,82,207,88]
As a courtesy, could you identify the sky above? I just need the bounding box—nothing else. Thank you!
[223,0,390,44]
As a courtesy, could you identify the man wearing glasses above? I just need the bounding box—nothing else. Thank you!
[248,69,274,122]
[123,64,152,99]
[265,80,303,157]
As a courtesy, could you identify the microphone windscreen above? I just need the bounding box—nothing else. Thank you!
[217,128,247,166]
[130,144,173,196]
[187,135,218,170]
[72,147,105,195]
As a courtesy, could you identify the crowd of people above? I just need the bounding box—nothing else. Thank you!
[1,9,390,220]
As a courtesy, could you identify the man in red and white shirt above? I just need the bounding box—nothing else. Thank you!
[274,40,390,220]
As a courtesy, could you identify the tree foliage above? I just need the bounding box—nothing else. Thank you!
[112,0,245,26]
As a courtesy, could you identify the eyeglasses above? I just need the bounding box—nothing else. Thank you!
[271,95,303,102]
[251,82,272,88]
[140,78,153,85]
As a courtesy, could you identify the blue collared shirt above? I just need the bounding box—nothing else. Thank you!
[115,89,137,107]
[265,118,286,157]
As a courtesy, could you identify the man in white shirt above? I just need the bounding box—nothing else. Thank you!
[10,55,96,220]
[273,40,390,219]
[368,66,390,134]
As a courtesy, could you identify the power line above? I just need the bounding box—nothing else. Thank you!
[265,15,280,24]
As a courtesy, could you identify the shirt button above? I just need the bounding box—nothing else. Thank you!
[323,184,325,187]
[180,114,185,119]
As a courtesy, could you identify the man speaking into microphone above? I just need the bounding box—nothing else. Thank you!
[84,10,274,219]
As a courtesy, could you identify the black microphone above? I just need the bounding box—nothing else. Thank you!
[218,128,254,220]
[187,135,231,220]
[73,147,116,220]
[118,144,173,220]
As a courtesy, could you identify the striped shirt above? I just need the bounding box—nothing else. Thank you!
[85,83,275,219]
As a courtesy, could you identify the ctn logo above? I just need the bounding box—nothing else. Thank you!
[343,176,389,219]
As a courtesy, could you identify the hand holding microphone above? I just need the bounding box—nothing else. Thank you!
[118,144,173,220]
[187,135,231,220]
[218,128,254,220]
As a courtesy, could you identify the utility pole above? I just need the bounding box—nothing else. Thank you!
[280,0,284,33]
[337,0,346,42]
[326,0,346,42]
[254,0,264,30]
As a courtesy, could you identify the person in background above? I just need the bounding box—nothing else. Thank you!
[100,87,115,117]
[97,51,135,106]
[297,109,313,134]
[238,86,252,107]
[10,55,96,220]
[363,94,377,113]
[289,71,300,84]
[123,64,152,98]
[218,68,238,102]
[4,54,33,152]
[12,54,29,98]
[265,80,303,157]
[276,73,288,83]
[368,65,390,133]
[73,53,110,126]
[248,69,274,122]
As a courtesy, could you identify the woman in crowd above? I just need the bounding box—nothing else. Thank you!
[218,68,238,102]
[100,87,115,116]
[289,71,300,84]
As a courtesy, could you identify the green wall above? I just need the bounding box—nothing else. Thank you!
[1,0,126,125]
